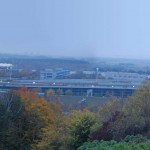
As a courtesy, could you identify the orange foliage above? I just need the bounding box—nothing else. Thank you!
[16,87,64,149]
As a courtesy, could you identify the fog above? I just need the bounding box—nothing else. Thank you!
[0,0,150,59]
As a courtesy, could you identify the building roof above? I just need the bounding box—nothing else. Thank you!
[0,63,13,67]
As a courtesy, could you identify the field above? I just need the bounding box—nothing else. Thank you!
[59,95,109,110]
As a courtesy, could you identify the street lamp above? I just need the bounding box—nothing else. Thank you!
[9,67,12,80]
[96,67,99,82]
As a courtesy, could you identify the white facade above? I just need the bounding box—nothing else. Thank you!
[101,72,146,80]
[0,63,13,68]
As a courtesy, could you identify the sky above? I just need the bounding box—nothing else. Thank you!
[0,0,150,59]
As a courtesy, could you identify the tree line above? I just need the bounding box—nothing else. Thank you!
[1,84,150,149]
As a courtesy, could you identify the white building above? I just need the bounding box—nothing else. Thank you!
[101,72,146,80]
[0,63,13,69]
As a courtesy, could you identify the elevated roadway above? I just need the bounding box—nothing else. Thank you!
[0,78,143,97]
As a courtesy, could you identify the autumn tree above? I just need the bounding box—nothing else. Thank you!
[56,89,63,95]
[89,98,124,141]
[105,84,150,140]
[16,87,65,150]
[90,84,150,141]
[45,89,59,102]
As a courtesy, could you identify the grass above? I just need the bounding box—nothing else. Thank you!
[59,95,109,111]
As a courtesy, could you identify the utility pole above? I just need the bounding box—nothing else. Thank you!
[9,67,12,80]
[96,67,99,82]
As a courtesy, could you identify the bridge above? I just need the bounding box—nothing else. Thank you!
[0,78,142,97]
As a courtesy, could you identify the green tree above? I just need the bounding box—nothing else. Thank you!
[67,110,96,149]
[65,89,73,96]
[0,91,29,150]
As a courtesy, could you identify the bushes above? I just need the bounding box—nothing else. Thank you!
[122,134,149,143]
[78,135,150,150]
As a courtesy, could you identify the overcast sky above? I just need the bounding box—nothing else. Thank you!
[0,0,150,59]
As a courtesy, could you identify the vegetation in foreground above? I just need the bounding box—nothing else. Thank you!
[1,84,150,149]
[78,136,150,150]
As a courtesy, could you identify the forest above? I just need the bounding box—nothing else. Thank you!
[1,84,150,150]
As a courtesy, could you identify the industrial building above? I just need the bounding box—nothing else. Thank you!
[40,68,70,79]
[0,63,13,70]
[101,72,146,80]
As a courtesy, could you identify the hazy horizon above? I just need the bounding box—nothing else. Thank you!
[0,0,150,59]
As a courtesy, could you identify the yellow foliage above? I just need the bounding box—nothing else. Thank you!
[16,87,65,150]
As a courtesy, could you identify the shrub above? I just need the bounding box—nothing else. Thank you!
[78,139,150,150]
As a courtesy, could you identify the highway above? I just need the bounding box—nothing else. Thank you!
[0,78,143,97]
